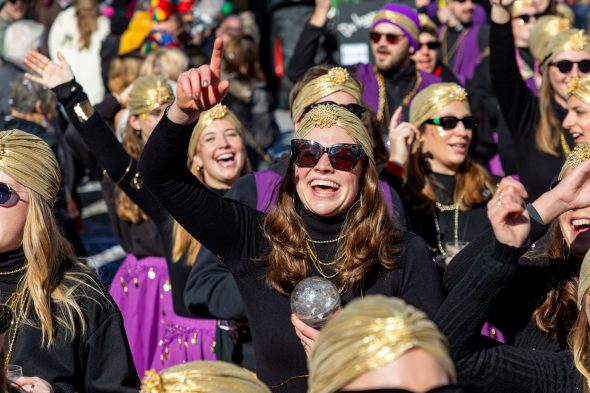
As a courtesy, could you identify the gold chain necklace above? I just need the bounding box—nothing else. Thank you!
[375,68,422,122]
[441,26,469,65]
[0,265,27,276]
[433,202,459,256]
[5,288,29,366]
[305,241,342,279]
[305,235,346,244]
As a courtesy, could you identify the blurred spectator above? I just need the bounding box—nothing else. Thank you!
[0,19,44,115]
[222,34,279,152]
[140,47,188,81]
[0,0,26,57]
[108,53,145,95]
[215,13,242,44]
[48,0,110,104]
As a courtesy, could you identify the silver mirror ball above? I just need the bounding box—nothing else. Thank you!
[290,277,341,328]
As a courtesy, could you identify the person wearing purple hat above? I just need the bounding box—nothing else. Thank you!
[287,0,441,131]
[438,0,489,84]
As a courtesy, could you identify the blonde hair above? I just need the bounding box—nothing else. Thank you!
[171,105,252,264]
[0,130,105,346]
[572,249,590,391]
[308,295,455,393]
[140,361,270,393]
[140,48,189,81]
[108,54,145,94]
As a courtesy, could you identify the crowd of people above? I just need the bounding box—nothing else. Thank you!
[2,0,590,391]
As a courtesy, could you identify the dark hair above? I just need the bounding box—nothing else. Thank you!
[223,34,266,82]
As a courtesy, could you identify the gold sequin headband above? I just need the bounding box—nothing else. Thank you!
[542,29,590,65]
[200,104,229,126]
[290,67,362,123]
[128,76,175,115]
[140,369,163,393]
[410,83,469,128]
[559,141,590,180]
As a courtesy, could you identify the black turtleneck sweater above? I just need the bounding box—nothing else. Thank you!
[0,248,138,393]
[139,114,445,393]
[490,21,574,201]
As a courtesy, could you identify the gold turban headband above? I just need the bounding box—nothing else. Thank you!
[140,361,271,393]
[188,104,248,164]
[558,141,590,180]
[128,75,175,115]
[0,129,60,205]
[511,0,535,16]
[409,83,469,128]
[541,29,590,65]
[529,16,572,62]
[418,13,437,34]
[567,75,590,106]
[291,67,362,124]
[308,295,456,393]
[578,249,590,310]
[294,104,375,164]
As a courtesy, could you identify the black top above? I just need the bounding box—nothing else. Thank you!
[436,235,582,392]
[1,248,139,393]
[139,114,445,393]
[53,80,196,317]
[490,21,573,201]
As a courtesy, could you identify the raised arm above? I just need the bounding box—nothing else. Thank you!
[489,0,539,139]
[138,39,265,262]
[24,51,169,227]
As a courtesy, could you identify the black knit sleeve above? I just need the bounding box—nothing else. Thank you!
[138,113,266,265]
[435,241,580,391]
[490,21,539,140]
[53,80,169,228]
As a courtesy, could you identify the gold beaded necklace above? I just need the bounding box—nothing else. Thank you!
[0,264,27,276]
[5,288,29,366]
[375,67,422,122]
[305,235,346,244]
[433,202,460,256]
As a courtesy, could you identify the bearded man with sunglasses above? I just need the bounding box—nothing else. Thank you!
[288,2,441,130]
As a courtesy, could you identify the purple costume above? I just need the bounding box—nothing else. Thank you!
[440,24,484,84]
[110,254,216,378]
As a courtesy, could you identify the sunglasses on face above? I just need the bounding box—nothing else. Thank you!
[549,59,590,74]
[302,101,366,120]
[291,139,365,171]
[370,32,405,45]
[425,116,478,131]
[419,41,441,50]
[513,13,541,24]
[0,183,19,207]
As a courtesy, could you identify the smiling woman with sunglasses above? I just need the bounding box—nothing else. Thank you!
[0,129,138,392]
[139,39,444,393]
[490,0,590,201]
[387,83,495,269]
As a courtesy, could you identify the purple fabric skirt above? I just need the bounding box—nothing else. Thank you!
[109,254,217,378]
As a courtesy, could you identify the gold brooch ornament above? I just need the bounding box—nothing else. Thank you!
[570,30,587,51]
[309,105,339,128]
[446,85,468,101]
[327,67,350,84]
[565,141,590,170]
[206,104,229,120]
[140,369,163,393]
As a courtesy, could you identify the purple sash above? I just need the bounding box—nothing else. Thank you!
[447,25,482,83]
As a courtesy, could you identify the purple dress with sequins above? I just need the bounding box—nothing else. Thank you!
[110,254,217,378]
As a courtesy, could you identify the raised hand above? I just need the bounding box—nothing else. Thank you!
[489,0,515,8]
[388,106,419,167]
[24,51,74,89]
[487,177,530,248]
[291,314,320,358]
[167,38,229,125]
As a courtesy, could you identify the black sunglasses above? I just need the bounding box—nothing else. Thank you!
[291,139,365,171]
[302,101,366,120]
[419,41,441,50]
[549,59,590,74]
[513,13,542,24]
[0,183,19,207]
[370,32,405,45]
[425,116,478,131]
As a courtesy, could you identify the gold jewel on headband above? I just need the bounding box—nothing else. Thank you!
[570,30,587,51]
[309,105,339,129]
[140,369,163,393]
[446,85,467,101]
[565,141,590,170]
[327,67,350,84]
[206,104,229,120]
[372,10,419,41]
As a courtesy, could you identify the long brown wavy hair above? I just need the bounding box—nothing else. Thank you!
[75,0,99,49]
[536,69,566,157]
[529,221,579,342]
[262,156,401,296]
[115,123,147,224]
[571,310,590,392]
[403,129,496,213]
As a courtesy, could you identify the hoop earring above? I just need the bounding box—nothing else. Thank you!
[134,128,142,138]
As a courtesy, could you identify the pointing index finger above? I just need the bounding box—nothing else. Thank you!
[210,38,224,78]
